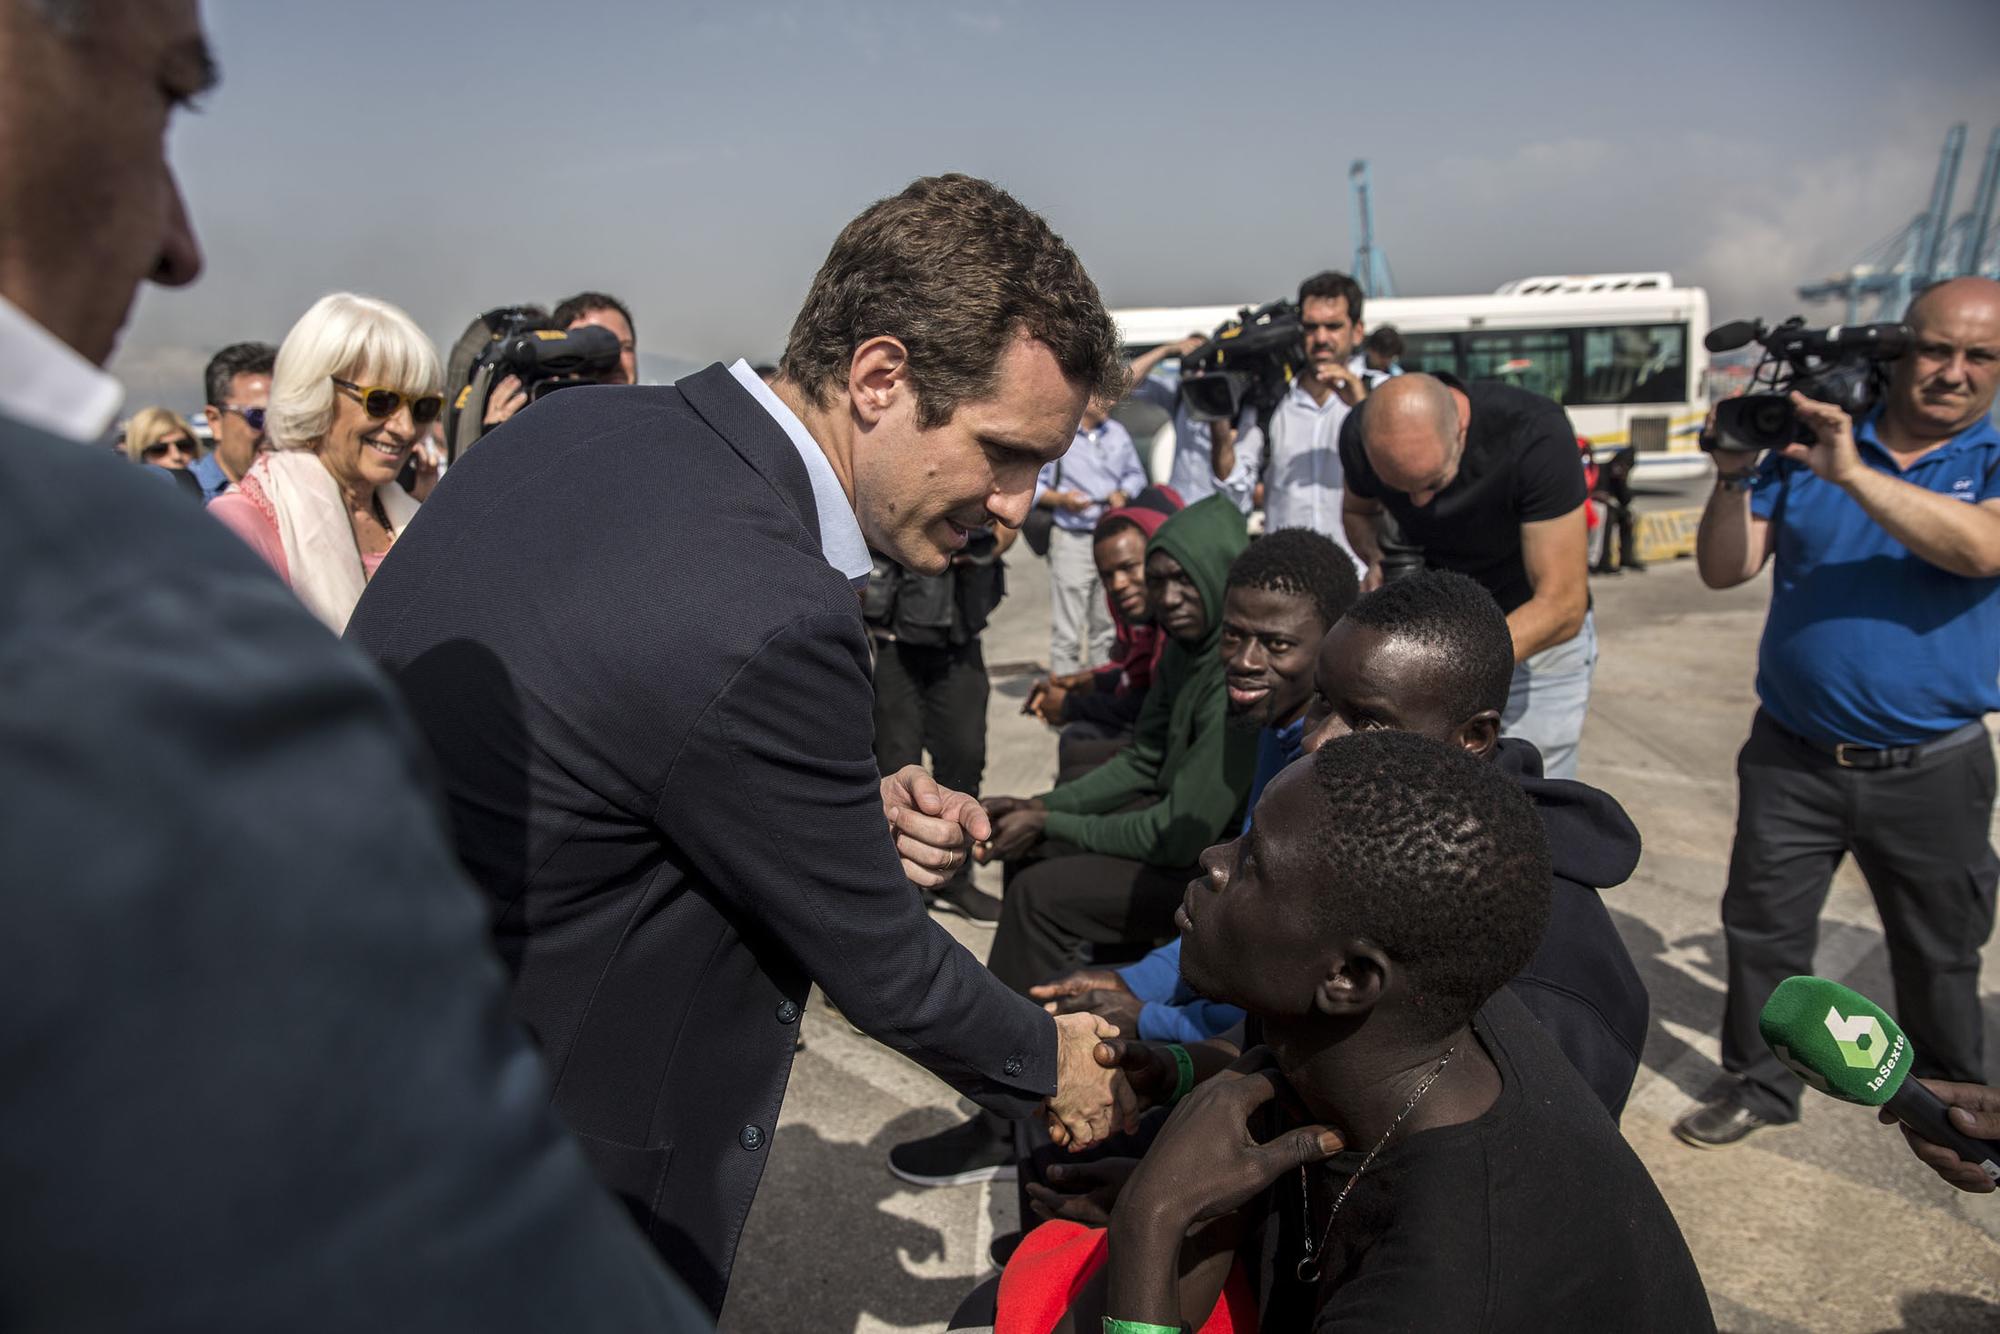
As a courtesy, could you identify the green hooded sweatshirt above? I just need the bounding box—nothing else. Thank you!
[1038,494,1256,866]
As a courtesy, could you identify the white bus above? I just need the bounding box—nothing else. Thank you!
[1112,272,1713,484]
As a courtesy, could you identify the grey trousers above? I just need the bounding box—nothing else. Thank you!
[1047,525,1113,675]
[1718,710,1998,1121]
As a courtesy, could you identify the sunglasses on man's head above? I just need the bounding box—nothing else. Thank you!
[332,377,443,425]
[221,403,267,432]
[142,437,195,459]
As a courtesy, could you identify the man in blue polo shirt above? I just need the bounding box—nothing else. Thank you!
[1677,276,2000,1148]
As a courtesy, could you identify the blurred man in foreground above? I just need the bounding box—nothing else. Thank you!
[0,2,707,1326]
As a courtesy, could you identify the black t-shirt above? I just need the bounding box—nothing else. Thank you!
[1253,991,1714,1333]
[1339,377,1586,613]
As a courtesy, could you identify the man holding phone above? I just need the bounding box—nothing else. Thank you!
[1037,394,1148,673]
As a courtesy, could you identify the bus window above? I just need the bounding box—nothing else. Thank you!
[1399,332,1461,378]
[1578,324,1687,405]
[1462,329,1572,402]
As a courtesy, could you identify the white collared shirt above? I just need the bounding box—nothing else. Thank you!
[727,359,871,586]
[0,294,124,443]
[1235,355,1382,571]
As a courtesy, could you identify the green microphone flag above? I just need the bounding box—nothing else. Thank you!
[1759,974,1999,1185]
[1758,975,1911,1106]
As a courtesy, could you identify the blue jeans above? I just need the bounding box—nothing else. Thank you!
[1501,611,1597,780]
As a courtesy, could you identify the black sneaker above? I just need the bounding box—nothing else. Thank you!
[1671,1090,1786,1149]
[888,1116,1018,1186]
[929,876,1004,924]
[988,1229,1025,1269]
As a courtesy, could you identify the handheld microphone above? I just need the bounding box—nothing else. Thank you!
[1759,976,1999,1185]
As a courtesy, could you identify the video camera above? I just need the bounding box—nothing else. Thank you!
[1702,316,1911,454]
[443,306,623,461]
[1178,300,1309,425]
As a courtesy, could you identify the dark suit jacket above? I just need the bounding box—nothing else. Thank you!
[347,365,1059,1312]
[0,416,706,1330]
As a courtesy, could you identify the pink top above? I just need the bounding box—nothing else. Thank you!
[210,489,290,583]
[209,479,391,587]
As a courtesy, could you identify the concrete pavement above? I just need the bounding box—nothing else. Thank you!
[719,542,2000,1333]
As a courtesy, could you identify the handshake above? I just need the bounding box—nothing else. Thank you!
[875,767,1219,1150]
[1038,968,1234,1150]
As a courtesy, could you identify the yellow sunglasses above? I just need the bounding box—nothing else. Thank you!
[332,377,443,425]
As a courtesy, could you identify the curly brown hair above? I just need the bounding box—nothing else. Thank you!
[778,174,1125,429]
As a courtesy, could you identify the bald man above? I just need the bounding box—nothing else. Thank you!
[1339,371,1594,777]
[1677,276,2000,1150]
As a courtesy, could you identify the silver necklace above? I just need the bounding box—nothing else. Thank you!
[1296,1045,1456,1283]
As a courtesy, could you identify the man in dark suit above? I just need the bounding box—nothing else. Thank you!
[348,174,1134,1312]
[0,3,706,1327]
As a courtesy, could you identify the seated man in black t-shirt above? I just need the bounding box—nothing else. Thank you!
[1338,373,1595,779]
[1086,732,1713,1332]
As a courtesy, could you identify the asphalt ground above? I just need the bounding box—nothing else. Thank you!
[718,529,2000,1334]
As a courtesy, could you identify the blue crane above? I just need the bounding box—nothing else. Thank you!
[1348,160,1395,298]
[1798,123,2000,322]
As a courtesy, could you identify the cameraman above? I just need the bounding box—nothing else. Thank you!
[1232,270,1385,568]
[484,290,639,428]
[1676,276,2000,1150]
[1126,333,1253,512]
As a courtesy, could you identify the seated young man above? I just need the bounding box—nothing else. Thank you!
[1036,528,1360,1046]
[891,495,1256,1188]
[1041,733,1714,1332]
[1024,488,1184,783]
[1038,570,1649,1116]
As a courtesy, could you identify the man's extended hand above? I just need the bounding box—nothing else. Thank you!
[1047,1011,1132,1149]
[880,765,989,889]
[1781,393,1864,488]
[976,807,1046,864]
[1879,1079,2000,1193]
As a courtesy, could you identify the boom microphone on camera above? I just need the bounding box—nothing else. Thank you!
[1703,320,1763,354]
[1758,975,2000,1185]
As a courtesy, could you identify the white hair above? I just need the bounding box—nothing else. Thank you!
[266,292,441,450]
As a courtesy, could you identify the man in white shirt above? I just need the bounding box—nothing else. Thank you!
[1234,270,1385,570]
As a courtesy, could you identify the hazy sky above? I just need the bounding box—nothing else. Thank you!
[112,0,2000,408]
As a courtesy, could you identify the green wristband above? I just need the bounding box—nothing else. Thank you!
[1103,1319,1186,1334]
[1165,1043,1195,1105]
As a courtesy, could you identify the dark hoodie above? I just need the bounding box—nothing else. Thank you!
[1496,737,1649,1117]
[1039,495,1256,866]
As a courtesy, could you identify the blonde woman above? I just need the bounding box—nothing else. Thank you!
[121,406,197,468]
[211,293,442,632]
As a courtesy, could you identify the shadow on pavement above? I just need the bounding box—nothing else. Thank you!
[1870,1290,2000,1332]
[1612,907,1909,1101]
[719,1109,991,1333]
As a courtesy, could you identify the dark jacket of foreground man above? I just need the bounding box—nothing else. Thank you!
[0,416,706,1330]
[348,367,1059,1312]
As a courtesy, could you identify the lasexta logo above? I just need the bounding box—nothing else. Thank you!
[1823,1006,1887,1069]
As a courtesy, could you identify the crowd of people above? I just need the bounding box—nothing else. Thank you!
[6,3,1999,1331]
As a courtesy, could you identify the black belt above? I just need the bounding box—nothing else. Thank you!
[1769,715,1990,770]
